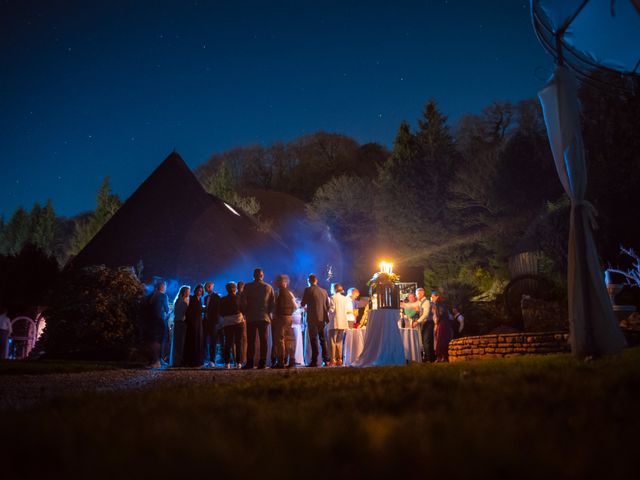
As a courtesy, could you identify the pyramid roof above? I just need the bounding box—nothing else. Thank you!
[71,152,294,287]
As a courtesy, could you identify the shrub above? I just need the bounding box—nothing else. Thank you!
[467,300,510,335]
[39,266,145,360]
[440,279,478,311]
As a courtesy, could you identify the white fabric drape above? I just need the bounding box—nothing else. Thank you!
[538,65,626,358]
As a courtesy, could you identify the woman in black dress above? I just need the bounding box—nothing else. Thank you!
[183,284,205,367]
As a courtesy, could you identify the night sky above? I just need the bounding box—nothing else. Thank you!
[1,0,551,218]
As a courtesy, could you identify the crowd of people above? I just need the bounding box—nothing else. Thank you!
[400,289,464,363]
[143,268,464,369]
[143,269,362,369]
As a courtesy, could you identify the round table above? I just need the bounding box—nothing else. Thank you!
[400,328,422,362]
[343,328,366,366]
[352,309,406,367]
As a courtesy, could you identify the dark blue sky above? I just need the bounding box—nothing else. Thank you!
[1,0,552,218]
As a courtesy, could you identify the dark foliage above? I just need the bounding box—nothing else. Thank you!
[66,177,121,260]
[0,244,60,316]
[1,78,637,302]
[0,203,58,258]
[579,78,640,260]
[196,132,390,201]
[39,266,145,360]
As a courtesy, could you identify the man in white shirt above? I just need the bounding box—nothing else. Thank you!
[328,283,349,366]
[413,288,434,362]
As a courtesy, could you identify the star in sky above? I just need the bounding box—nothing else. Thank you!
[0,1,552,218]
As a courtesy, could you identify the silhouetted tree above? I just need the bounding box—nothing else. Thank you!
[29,199,57,257]
[201,162,261,216]
[377,101,456,257]
[1,207,30,256]
[66,177,121,259]
[308,175,379,284]
[196,131,389,201]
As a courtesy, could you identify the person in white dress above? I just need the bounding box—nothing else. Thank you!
[328,283,350,366]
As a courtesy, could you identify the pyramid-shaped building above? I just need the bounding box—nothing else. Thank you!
[70,152,296,287]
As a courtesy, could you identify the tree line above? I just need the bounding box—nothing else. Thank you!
[0,178,121,265]
[2,77,638,305]
[196,83,639,301]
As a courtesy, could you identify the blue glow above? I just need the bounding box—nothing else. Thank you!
[151,212,346,298]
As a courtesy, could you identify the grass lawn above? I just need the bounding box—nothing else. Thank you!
[4,348,640,479]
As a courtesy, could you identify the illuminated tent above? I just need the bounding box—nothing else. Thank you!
[531,0,640,357]
[70,152,295,288]
[243,188,344,288]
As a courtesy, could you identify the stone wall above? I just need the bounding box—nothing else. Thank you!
[448,331,570,362]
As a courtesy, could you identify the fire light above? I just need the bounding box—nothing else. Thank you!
[379,261,393,274]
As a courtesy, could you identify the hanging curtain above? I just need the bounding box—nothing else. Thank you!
[538,65,626,358]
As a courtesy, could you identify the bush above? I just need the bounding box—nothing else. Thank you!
[466,300,510,336]
[39,266,145,360]
[440,279,478,310]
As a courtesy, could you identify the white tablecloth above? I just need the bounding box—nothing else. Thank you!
[343,328,366,366]
[352,309,405,367]
[400,328,422,362]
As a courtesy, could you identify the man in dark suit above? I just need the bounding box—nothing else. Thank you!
[301,273,330,367]
[204,281,221,368]
[240,268,275,369]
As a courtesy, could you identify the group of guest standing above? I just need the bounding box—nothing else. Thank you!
[401,289,464,362]
[143,269,361,369]
[143,271,463,368]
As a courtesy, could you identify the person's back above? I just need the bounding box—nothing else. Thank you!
[221,284,244,368]
[220,292,241,317]
[272,276,297,368]
[302,284,330,324]
[149,291,170,324]
[240,268,274,369]
[242,279,275,323]
[276,286,296,317]
[301,274,330,366]
[329,292,349,330]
